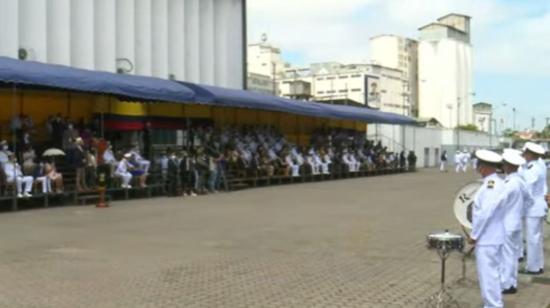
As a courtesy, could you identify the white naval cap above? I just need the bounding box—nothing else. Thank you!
[523,142,546,155]
[502,150,526,166]
[123,153,132,158]
[475,149,502,164]
[503,148,522,156]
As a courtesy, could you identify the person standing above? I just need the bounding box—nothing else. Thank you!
[520,142,547,275]
[454,151,462,173]
[498,150,533,294]
[440,150,448,172]
[467,149,506,308]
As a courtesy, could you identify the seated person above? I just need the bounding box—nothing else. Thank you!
[128,154,147,188]
[44,159,64,193]
[3,153,34,197]
[114,153,133,189]
[33,162,51,194]
[131,146,151,175]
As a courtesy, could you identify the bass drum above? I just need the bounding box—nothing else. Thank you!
[453,181,482,233]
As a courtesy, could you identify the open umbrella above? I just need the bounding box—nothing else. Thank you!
[42,148,65,157]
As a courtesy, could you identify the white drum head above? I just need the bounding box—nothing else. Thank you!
[453,181,482,232]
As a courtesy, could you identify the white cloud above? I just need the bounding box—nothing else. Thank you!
[247,0,550,76]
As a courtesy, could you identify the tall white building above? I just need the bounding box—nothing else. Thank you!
[418,14,473,128]
[247,35,288,94]
[0,0,246,89]
[370,35,418,116]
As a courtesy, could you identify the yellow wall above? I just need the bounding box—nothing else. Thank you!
[0,88,368,143]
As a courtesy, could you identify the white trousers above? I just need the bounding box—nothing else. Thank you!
[7,176,33,193]
[291,165,300,177]
[455,163,461,173]
[500,230,521,289]
[115,171,132,187]
[439,161,446,171]
[35,176,51,193]
[462,164,468,172]
[525,217,544,272]
[138,160,150,174]
[475,245,503,308]
[321,163,330,174]
[311,163,320,175]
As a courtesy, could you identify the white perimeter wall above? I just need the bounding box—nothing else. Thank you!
[0,0,245,89]
[368,124,506,168]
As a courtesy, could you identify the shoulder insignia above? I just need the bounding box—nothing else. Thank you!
[528,164,533,169]
[487,180,495,189]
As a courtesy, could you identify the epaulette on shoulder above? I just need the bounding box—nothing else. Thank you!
[487,180,495,189]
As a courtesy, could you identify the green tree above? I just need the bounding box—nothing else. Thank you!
[456,124,478,132]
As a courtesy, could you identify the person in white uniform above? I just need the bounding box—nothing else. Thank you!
[498,150,533,294]
[114,153,133,188]
[0,140,9,166]
[454,151,462,173]
[3,153,34,198]
[520,142,547,275]
[461,149,470,172]
[467,149,506,308]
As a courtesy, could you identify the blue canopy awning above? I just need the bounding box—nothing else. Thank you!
[180,82,417,125]
[0,56,197,103]
[0,57,416,125]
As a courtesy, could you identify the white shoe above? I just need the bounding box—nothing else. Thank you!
[191,192,197,197]
[24,192,32,197]
[126,185,132,189]
[17,193,23,198]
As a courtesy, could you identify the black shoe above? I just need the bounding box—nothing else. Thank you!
[519,269,543,275]
[502,286,517,294]
[518,257,524,262]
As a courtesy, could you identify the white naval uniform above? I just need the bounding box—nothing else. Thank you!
[114,159,133,188]
[522,159,547,272]
[471,173,506,308]
[498,172,533,290]
[3,162,34,194]
[455,153,462,173]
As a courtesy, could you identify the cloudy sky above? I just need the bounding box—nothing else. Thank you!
[247,0,550,131]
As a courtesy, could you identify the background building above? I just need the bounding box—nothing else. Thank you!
[418,13,473,128]
[247,34,288,94]
[473,102,493,133]
[0,0,245,89]
[276,62,409,115]
[370,35,418,116]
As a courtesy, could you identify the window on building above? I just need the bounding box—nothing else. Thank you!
[316,77,324,81]
[317,91,325,94]
[351,88,361,92]
[327,90,336,94]
[339,75,348,79]
[326,77,335,80]
[351,74,361,78]
[339,89,348,93]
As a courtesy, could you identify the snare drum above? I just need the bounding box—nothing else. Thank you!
[427,230,465,252]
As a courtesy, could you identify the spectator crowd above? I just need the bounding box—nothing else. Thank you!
[1,113,415,199]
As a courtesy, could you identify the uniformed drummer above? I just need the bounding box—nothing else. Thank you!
[467,149,506,308]
[498,150,533,294]
[520,142,547,275]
